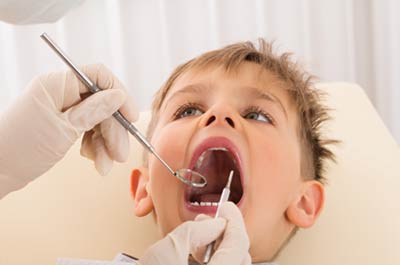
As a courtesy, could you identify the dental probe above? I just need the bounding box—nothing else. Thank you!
[40,32,207,188]
[203,170,234,264]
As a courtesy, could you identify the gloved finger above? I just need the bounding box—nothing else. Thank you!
[191,214,220,261]
[139,218,226,265]
[100,117,129,162]
[80,118,129,164]
[215,202,248,248]
[91,127,113,175]
[208,202,250,265]
[117,91,139,123]
[171,218,226,256]
[81,131,95,161]
[64,89,126,133]
[80,129,114,175]
[39,64,139,124]
[243,252,252,265]
[194,214,212,222]
[78,64,139,122]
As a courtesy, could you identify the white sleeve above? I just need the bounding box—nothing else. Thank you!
[0,172,31,199]
[0,0,84,24]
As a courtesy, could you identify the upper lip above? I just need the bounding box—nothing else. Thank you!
[188,136,245,196]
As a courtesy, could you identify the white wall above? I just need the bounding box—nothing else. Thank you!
[0,0,399,143]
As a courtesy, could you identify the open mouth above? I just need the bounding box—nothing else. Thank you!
[184,146,244,209]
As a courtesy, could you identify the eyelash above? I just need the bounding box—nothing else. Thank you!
[172,102,204,120]
[172,102,275,125]
[242,106,275,125]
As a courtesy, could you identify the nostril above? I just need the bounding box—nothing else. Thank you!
[225,117,235,128]
[205,116,216,126]
[205,115,235,128]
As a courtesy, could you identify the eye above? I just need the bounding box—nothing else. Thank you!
[181,107,203,117]
[243,106,273,124]
[173,103,204,119]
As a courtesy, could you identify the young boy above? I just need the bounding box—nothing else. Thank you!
[130,39,335,264]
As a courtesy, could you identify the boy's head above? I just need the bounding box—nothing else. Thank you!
[130,39,335,262]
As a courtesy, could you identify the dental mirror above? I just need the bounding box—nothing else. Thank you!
[175,168,208,188]
[149,149,207,188]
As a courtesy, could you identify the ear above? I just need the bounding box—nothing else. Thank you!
[286,180,325,228]
[130,167,154,217]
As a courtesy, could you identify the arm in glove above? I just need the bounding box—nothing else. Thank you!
[138,202,251,265]
[0,64,138,199]
[0,0,83,25]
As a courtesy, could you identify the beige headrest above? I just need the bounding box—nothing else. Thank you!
[0,83,399,265]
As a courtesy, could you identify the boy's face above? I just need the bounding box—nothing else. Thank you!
[132,62,324,260]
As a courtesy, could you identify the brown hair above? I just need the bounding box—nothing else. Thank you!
[145,38,336,183]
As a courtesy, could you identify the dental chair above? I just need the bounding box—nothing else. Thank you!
[0,83,399,265]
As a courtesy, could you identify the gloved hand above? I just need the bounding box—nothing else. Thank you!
[139,202,251,265]
[0,64,138,198]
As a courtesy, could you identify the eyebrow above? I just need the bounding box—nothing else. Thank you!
[162,84,288,119]
[246,86,288,120]
[163,84,211,110]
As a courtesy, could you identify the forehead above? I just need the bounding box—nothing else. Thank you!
[163,62,293,108]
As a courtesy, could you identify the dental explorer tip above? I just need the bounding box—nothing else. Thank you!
[226,170,234,189]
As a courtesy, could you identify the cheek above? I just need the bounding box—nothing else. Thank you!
[146,120,198,234]
[149,123,189,202]
[151,120,199,169]
[248,129,301,206]
[244,130,301,241]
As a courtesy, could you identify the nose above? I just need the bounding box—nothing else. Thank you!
[202,105,237,129]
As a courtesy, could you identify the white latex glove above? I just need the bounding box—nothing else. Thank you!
[0,0,83,24]
[139,202,251,265]
[0,64,138,199]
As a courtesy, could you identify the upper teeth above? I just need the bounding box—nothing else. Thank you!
[190,201,219,206]
[208,147,228,152]
[196,147,229,168]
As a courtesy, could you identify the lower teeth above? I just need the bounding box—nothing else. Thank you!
[190,202,219,206]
